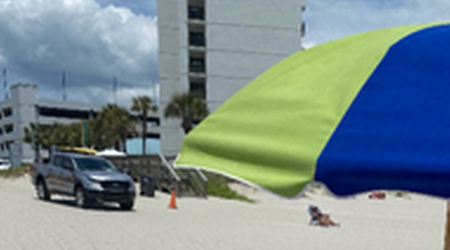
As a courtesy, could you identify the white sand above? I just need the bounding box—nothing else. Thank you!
[0,176,446,250]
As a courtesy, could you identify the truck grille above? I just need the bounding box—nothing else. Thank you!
[101,181,129,192]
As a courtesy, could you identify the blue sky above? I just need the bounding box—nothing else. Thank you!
[0,0,448,108]
[303,0,450,48]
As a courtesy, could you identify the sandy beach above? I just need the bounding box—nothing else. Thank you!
[0,176,446,250]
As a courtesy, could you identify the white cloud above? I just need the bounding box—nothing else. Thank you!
[64,83,159,109]
[0,0,158,106]
[0,50,5,65]
[304,0,450,47]
[95,0,156,16]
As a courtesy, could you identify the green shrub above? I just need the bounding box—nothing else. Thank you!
[0,164,30,179]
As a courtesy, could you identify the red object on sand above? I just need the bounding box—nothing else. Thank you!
[369,191,386,199]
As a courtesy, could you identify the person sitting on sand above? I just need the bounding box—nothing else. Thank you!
[308,205,340,227]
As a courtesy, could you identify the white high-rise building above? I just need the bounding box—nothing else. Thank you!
[158,0,307,156]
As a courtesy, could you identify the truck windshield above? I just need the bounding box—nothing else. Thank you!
[74,157,118,172]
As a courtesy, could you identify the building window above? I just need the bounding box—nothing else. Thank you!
[189,57,206,73]
[188,5,205,20]
[189,31,205,47]
[4,124,13,134]
[189,80,206,99]
[300,22,306,37]
[3,107,12,117]
[38,107,96,120]
[5,141,13,151]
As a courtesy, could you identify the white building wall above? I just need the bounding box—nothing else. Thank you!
[158,0,186,157]
[158,0,306,156]
[13,84,38,165]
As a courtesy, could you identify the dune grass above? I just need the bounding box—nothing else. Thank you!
[204,172,253,203]
[0,164,30,179]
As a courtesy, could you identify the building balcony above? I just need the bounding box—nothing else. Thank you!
[189,36,206,47]
[188,27,206,50]
[188,72,207,81]
[189,65,206,74]
[188,46,206,53]
[189,57,206,74]
[189,81,206,99]
[188,6,205,21]
[188,71,207,78]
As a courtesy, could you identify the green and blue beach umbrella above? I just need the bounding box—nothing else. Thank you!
[175,22,450,198]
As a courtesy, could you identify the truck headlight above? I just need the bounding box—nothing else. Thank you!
[83,178,103,191]
[89,181,103,191]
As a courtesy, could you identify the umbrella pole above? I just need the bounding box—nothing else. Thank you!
[445,202,450,250]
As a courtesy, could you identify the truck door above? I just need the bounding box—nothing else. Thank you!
[59,156,76,194]
[46,155,63,192]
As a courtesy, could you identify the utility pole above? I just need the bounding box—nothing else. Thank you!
[113,76,117,104]
[3,69,7,99]
[62,70,67,101]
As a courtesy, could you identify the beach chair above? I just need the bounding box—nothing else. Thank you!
[308,205,321,225]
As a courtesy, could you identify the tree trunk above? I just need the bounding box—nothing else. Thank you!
[444,202,450,250]
[121,136,127,153]
[142,110,147,155]
[182,117,193,134]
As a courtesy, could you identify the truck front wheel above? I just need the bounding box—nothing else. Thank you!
[36,179,51,201]
[75,186,90,209]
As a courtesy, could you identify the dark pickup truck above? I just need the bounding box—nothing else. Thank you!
[30,152,136,210]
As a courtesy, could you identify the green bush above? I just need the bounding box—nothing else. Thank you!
[204,172,253,203]
[0,164,30,179]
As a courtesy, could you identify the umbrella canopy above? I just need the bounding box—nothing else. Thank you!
[175,22,450,198]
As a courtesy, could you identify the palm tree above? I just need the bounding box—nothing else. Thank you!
[89,114,107,150]
[95,104,136,151]
[24,123,45,160]
[131,96,158,155]
[48,123,75,147]
[24,122,82,160]
[164,93,209,134]
[63,123,82,147]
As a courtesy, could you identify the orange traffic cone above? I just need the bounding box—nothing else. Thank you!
[168,189,177,209]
